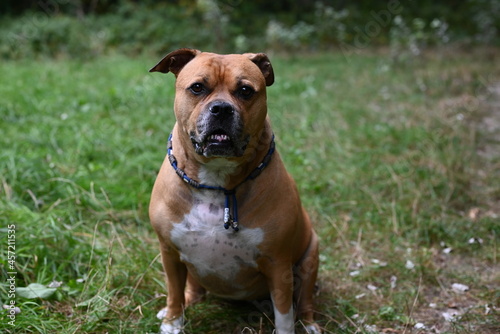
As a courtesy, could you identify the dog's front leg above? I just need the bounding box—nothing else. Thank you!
[266,264,295,334]
[157,248,187,334]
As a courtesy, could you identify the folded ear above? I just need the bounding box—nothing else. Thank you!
[149,48,201,76]
[245,53,274,86]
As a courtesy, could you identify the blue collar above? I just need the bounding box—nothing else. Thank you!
[167,134,275,231]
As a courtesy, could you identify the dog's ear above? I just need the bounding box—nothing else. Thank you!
[149,48,201,76]
[245,53,274,86]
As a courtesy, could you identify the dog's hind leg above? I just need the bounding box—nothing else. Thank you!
[294,229,321,334]
[185,272,206,306]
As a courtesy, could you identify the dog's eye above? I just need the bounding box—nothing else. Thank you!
[238,85,255,98]
[189,83,205,94]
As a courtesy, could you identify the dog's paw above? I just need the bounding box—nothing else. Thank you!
[160,319,183,334]
[304,323,321,334]
[156,308,168,320]
[157,308,184,334]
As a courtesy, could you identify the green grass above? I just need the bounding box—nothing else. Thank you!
[1,49,499,333]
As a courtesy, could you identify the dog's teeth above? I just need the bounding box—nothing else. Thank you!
[209,134,230,142]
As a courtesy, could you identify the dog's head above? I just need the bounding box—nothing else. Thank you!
[150,48,274,158]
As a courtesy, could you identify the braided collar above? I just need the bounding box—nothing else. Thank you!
[167,133,275,231]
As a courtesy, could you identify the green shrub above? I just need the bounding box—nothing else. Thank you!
[0,4,219,60]
[0,1,498,60]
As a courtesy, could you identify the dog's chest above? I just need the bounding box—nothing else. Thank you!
[170,192,264,282]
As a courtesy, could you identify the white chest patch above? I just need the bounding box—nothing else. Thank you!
[170,191,264,284]
[197,158,238,185]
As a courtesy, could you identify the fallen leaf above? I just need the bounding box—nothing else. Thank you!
[468,237,483,244]
[371,259,387,266]
[349,270,361,277]
[16,283,57,299]
[364,324,378,333]
[2,305,21,314]
[442,309,462,321]
[390,275,397,289]
[405,260,415,270]
[452,283,469,293]
[468,207,480,220]
[414,322,426,329]
[48,280,63,288]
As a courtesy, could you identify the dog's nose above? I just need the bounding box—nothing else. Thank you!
[209,101,234,116]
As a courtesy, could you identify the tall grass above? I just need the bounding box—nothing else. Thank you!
[1,49,499,333]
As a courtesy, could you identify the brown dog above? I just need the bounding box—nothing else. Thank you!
[149,48,321,334]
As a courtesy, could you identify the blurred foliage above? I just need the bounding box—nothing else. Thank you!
[0,0,498,59]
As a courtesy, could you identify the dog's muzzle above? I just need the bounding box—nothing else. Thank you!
[191,100,248,158]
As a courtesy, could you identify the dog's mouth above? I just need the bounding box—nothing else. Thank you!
[206,132,231,144]
[191,130,245,157]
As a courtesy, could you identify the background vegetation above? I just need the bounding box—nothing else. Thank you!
[1,1,499,333]
[0,0,499,60]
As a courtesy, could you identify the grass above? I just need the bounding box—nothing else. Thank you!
[0,48,499,333]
